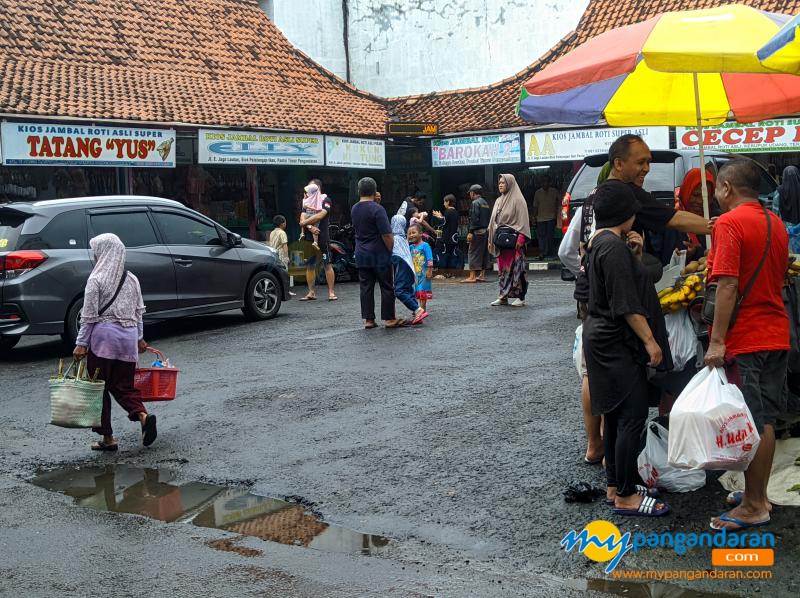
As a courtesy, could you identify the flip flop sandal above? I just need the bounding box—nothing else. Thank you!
[476,278,487,283]
[583,455,604,465]
[411,311,430,325]
[613,495,670,517]
[606,485,660,505]
[328,296,338,301]
[141,414,158,447]
[91,441,118,452]
[710,512,770,531]
[460,279,477,284]
[385,319,407,329]
[299,295,317,301]
[364,323,378,329]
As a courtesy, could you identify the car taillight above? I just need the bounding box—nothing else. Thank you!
[0,250,48,278]
[561,192,572,234]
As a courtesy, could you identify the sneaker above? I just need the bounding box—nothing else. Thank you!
[509,298,526,307]
[490,298,508,306]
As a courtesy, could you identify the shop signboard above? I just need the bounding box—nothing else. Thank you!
[677,119,800,153]
[325,136,385,169]
[0,122,176,167]
[431,133,521,168]
[198,129,323,165]
[524,127,670,163]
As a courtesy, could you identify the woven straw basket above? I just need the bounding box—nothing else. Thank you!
[49,360,105,429]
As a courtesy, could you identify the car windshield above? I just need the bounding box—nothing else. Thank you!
[570,161,676,199]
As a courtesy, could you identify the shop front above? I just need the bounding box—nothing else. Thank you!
[676,118,800,180]
[430,133,523,243]
[0,121,176,202]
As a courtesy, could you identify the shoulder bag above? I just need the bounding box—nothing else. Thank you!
[492,208,518,249]
[701,205,771,327]
[99,271,130,316]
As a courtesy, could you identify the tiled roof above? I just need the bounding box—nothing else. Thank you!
[0,0,388,135]
[389,0,800,134]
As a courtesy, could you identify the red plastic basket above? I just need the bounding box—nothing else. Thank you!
[134,347,179,402]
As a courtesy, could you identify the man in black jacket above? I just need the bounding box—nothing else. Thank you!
[462,184,491,283]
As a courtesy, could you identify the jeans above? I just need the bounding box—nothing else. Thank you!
[359,266,396,321]
[536,219,555,258]
[392,257,419,314]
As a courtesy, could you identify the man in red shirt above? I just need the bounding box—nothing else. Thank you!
[705,159,789,531]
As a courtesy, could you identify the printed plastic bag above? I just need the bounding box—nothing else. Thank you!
[664,311,696,371]
[572,324,583,381]
[638,421,706,492]
[668,367,760,471]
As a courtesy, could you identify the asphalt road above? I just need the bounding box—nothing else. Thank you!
[1,273,797,597]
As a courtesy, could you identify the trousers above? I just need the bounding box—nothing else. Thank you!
[603,367,649,497]
[392,257,419,314]
[87,351,146,437]
[359,265,396,321]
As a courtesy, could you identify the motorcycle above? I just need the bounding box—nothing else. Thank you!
[328,223,359,282]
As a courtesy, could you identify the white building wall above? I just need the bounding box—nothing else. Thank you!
[269,0,588,97]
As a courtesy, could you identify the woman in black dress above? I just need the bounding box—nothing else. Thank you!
[583,180,672,517]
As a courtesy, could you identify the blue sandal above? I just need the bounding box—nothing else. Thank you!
[613,495,670,517]
[710,512,770,531]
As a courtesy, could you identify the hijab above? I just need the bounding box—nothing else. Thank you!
[391,201,414,272]
[488,173,531,256]
[303,183,326,211]
[678,168,715,246]
[80,233,145,327]
[779,166,800,224]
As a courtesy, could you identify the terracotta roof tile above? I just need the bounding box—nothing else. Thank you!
[0,0,389,135]
[390,0,800,134]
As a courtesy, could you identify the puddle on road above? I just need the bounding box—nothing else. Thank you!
[31,464,390,556]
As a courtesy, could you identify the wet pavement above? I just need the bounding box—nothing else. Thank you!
[2,274,798,597]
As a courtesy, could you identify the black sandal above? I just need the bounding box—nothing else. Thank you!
[142,414,158,447]
[91,441,118,452]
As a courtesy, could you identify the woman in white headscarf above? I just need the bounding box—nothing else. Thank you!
[487,173,532,307]
[73,233,157,451]
[391,201,428,325]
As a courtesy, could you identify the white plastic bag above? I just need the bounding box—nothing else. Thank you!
[664,311,696,371]
[572,324,583,380]
[668,367,761,471]
[638,421,706,492]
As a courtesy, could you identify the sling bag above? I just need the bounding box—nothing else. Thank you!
[701,204,771,327]
[98,271,130,316]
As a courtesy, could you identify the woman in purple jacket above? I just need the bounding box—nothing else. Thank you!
[73,233,157,451]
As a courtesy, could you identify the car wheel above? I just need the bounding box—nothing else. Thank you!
[0,335,20,355]
[243,271,281,321]
[61,298,83,347]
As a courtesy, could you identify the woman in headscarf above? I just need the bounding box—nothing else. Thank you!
[487,174,531,307]
[675,168,716,258]
[73,233,157,451]
[391,201,428,325]
[778,165,800,224]
[583,181,671,517]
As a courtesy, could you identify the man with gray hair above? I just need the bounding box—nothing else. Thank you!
[351,177,401,329]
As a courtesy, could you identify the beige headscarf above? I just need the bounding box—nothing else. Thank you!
[487,173,531,256]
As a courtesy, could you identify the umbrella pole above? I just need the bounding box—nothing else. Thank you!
[693,73,712,248]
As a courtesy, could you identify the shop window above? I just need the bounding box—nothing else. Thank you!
[18,209,87,250]
[152,212,221,246]
[90,212,159,248]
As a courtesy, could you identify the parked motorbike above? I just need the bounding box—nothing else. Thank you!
[328,223,359,282]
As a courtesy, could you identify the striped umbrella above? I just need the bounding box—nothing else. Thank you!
[516,4,800,220]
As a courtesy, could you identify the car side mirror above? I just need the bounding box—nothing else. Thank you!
[226,232,242,248]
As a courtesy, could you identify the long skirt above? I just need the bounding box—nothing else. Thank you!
[497,244,527,300]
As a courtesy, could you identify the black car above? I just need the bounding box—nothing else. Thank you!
[0,195,290,352]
